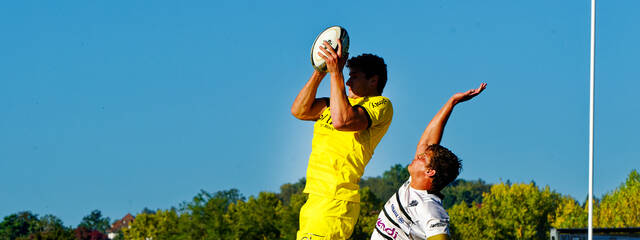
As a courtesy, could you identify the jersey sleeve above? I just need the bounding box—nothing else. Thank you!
[419,202,450,238]
[361,96,393,129]
[423,218,450,238]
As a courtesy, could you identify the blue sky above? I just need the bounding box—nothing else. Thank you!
[1,0,638,226]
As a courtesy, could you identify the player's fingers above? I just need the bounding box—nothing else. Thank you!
[318,51,328,60]
[319,45,328,54]
[322,41,329,49]
[323,41,337,58]
[470,89,482,97]
[319,45,333,60]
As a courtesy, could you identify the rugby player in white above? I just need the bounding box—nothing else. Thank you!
[371,83,486,240]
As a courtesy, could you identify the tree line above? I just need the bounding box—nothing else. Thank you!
[2,166,638,240]
[0,209,115,240]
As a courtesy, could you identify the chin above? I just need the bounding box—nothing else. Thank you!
[407,170,417,179]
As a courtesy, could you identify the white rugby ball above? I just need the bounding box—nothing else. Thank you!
[310,26,350,72]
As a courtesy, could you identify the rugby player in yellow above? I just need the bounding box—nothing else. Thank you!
[291,40,393,239]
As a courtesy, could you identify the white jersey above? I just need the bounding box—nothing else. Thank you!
[371,178,450,240]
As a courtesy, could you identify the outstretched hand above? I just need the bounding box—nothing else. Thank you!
[318,39,348,73]
[452,83,487,104]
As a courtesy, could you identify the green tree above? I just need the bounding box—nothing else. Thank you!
[123,209,180,240]
[595,169,640,227]
[29,214,75,240]
[552,195,587,228]
[360,164,409,203]
[441,178,491,209]
[0,211,39,240]
[277,192,307,240]
[227,192,282,239]
[350,187,381,240]
[278,178,306,205]
[77,210,111,234]
[111,230,126,240]
[152,209,181,240]
[450,182,560,240]
[0,212,75,240]
[552,170,640,229]
[448,201,484,239]
[122,213,152,240]
[177,189,243,240]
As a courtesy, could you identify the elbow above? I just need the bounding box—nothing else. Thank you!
[291,107,314,120]
[290,105,307,120]
[331,119,348,130]
[290,107,303,119]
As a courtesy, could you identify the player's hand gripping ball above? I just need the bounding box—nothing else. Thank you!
[310,26,349,72]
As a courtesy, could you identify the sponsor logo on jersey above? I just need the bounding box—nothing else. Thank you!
[370,98,389,109]
[430,220,449,228]
[408,200,418,207]
[318,113,332,124]
[317,113,336,131]
[376,218,399,239]
[390,204,405,224]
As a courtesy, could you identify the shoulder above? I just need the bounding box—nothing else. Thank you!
[360,96,393,117]
[419,196,449,221]
[365,96,392,108]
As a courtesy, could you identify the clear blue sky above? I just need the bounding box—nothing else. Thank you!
[1,0,638,226]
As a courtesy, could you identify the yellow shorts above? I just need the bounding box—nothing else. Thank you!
[297,194,360,240]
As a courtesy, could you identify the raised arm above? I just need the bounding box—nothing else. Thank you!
[291,70,329,121]
[319,40,370,131]
[415,83,487,158]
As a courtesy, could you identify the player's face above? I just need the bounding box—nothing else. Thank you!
[346,69,375,97]
[408,153,434,190]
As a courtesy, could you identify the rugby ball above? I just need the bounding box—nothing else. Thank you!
[310,26,350,72]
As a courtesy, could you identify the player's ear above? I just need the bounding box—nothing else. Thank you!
[368,75,379,89]
[426,168,436,177]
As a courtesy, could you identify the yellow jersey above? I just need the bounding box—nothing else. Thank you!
[304,95,393,202]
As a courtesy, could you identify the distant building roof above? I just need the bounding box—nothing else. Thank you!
[107,213,135,233]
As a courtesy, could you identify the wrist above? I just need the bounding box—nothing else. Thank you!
[448,97,459,106]
[313,70,328,79]
[330,70,344,78]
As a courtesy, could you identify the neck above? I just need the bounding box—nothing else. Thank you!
[348,91,378,99]
[410,179,430,191]
[348,93,362,99]
[410,182,426,190]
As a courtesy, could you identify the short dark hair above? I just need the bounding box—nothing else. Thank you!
[346,53,388,94]
[426,144,462,192]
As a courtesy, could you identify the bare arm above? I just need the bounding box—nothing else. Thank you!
[328,66,370,131]
[415,83,487,158]
[319,40,370,131]
[291,71,329,121]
